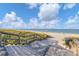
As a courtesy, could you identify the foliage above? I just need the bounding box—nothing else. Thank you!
[0,29,49,46]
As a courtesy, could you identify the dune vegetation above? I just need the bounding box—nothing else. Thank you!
[0,29,49,46]
[62,36,79,55]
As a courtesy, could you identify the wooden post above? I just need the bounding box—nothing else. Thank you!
[0,33,2,45]
[75,44,78,56]
[18,34,21,45]
[73,39,79,56]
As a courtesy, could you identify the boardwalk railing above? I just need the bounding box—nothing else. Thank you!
[0,31,28,45]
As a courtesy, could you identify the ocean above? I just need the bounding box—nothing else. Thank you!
[26,29,79,34]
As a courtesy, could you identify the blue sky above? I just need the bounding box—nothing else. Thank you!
[0,3,79,29]
[0,3,39,22]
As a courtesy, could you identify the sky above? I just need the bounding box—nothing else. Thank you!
[0,3,79,29]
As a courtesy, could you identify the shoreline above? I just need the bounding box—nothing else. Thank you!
[28,30,79,54]
[19,30,79,45]
[0,29,78,55]
[28,30,79,39]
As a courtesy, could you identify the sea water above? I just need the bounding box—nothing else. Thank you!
[26,29,79,34]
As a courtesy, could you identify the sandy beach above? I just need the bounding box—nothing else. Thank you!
[0,29,78,56]
[25,30,79,44]
[12,30,79,55]
[20,30,79,44]
[45,32,79,55]
[31,31,79,55]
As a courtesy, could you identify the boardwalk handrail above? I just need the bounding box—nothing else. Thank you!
[0,31,25,37]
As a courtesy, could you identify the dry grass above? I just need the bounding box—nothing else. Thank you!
[42,32,79,55]
[0,29,49,45]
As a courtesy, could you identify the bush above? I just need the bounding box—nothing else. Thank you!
[0,29,49,46]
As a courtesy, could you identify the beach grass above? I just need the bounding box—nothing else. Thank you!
[0,29,49,46]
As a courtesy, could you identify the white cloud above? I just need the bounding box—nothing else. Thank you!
[0,21,3,24]
[28,18,60,29]
[2,3,78,29]
[0,11,26,29]
[27,3,78,29]
[0,3,61,29]
[4,11,17,22]
[26,3,61,29]
[38,3,60,21]
[28,3,39,9]
[63,3,76,9]
[27,18,39,29]
[65,11,79,29]
[39,20,59,29]
[66,12,79,25]
[27,18,60,29]
[65,17,76,25]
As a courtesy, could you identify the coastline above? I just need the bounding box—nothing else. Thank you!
[10,29,79,55]
[18,29,79,44]
[0,29,78,56]
[28,30,79,55]
[19,30,79,45]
